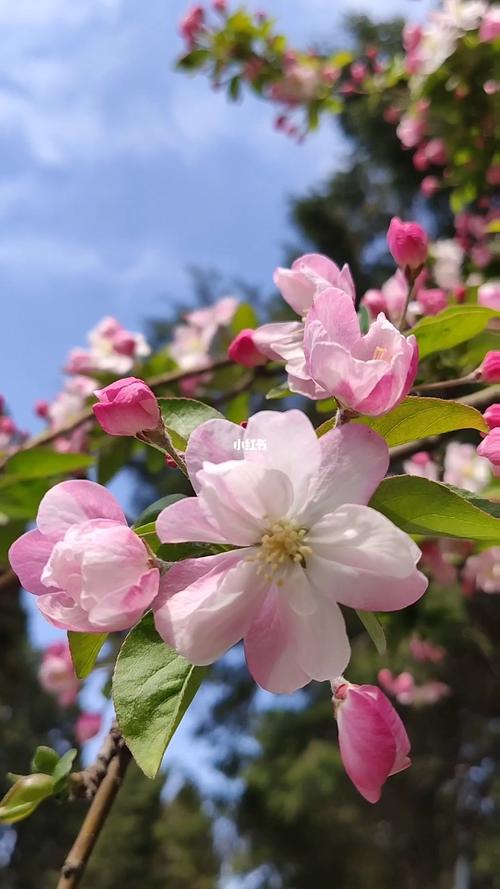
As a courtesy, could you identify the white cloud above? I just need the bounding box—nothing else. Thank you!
[0,235,105,277]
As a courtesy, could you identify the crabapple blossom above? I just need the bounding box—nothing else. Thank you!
[479,351,500,383]
[421,176,440,197]
[153,411,427,693]
[303,289,418,414]
[479,4,500,40]
[409,635,446,664]
[417,288,447,315]
[65,317,150,376]
[420,540,459,587]
[332,678,411,803]
[387,218,428,270]
[396,114,426,148]
[170,297,238,371]
[75,712,102,744]
[179,4,204,45]
[362,271,408,325]
[273,253,355,317]
[377,669,415,701]
[431,239,464,290]
[478,281,500,311]
[463,547,500,593]
[443,442,490,493]
[269,62,322,106]
[93,377,160,437]
[484,404,500,429]
[228,329,267,368]
[378,670,450,706]
[38,642,79,707]
[9,480,160,633]
[403,451,439,481]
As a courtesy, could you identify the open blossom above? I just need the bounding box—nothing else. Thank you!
[477,428,500,470]
[47,376,96,430]
[378,669,450,706]
[38,642,79,707]
[65,316,150,376]
[409,635,446,663]
[93,377,160,437]
[387,218,428,270]
[303,289,418,415]
[332,678,411,803]
[432,239,464,289]
[76,712,102,744]
[153,411,427,694]
[479,5,500,40]
[269,62,321,106]
[362,271,408,325]
[443,442,490,493]
[478,281,500,311]
[403,451,439,481]
[417,288,447,316]
[273,253,355,317]
[9,481,160,633]
[170,297,238,371]
[396,113,426,148]
[463,547,500,593]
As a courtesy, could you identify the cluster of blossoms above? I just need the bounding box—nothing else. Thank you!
[38,642,102,745]
[0,399,26,457]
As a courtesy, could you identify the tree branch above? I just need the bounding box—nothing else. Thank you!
[57,729,131,889]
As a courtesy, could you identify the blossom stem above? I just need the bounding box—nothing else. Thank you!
[57,728,131,889]
[412,374,477,393]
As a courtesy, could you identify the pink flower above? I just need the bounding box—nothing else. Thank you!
[396,114,426,149]
[420,540,458,586]
[424,138,447,166]
[350,62,367,84]
[417,288,448,315]
[484,404,500,429]
[153,411,427,693]
[38,642,79,707]
[443,442,491,492]
[480,351,500,383]
[228,329,267,368]
[403,23,423,53]
[269,63,321,106]
[76,712,102,744]
[93,377,160,437]
[378,668,415,700]
[463,547,500,593]
[479,7,500,41]
[170,297,238,371]
[303,289,418,415]
[378,668,449,706]
[421,176,440,197]
[409,635,446,663]
[65,316,150,376]
[403,451,439,481]
[478,281,500,311]
[213,0,226,11]
[179,5,204,45]
[9,481,160,632]
[387,218,428,270]
[332,678,411,803]
[477,428,500,468]
[273,253,355,317]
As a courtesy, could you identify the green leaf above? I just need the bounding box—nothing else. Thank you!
[265,383,293,400]
[356,611,386,655]
[52,749,77,792]
[0,478,54,520]
[230,302,258,335]
[409,306,498,359]
[355,396,488,447]
[176,48,210,70]
[97,437,133,485]
[0,774,55,824]
[31,746,60,776]
[370,475,500,541]
[68,631,108,680]
[113,613,206,778]
[1,447,93,484]
[158,398,224,451]
[133,494,186,529]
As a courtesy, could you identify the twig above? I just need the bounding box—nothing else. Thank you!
[57,730,131,889]
[412,374,477,393]
[68,724,123,801]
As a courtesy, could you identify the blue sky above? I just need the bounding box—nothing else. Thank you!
[0,0,433,432]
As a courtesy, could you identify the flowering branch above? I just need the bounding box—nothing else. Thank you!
[57,728,131,889]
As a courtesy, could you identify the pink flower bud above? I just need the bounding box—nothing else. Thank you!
[93,377,160,436]
[350,62,367,84]
[412,148,429,172]
[76,712,102,744]
[332,678,411,803]
[479,8,500,42]
[0,416,16,436]
[484,404,500,430]
[228,329,267,368]
[477,428,500,467]
[417,288,447,316]
[35,400,50,419]
[213,0,226,11]
[420,176,440,197]
[38,642,79,707]
[402,23,422,53]
[179,5,205,45]
[424,138,447,166]
[387,217,428,270]
[362,289,386,317]
[479,351,500,383]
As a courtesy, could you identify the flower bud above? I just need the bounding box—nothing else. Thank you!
[93,377,160,436]
[477,428,500,468]
[228,329,267,368]
[417,288,447,316]
[479,351,500,383]
[332,678,411,803]
[34,400,50,420]
[484,404,500,430]
[387,217,428,270]
[420,176,439,197]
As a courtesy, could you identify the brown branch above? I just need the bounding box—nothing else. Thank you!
[412,374,477,393]
[0,358,233,470]
[57,730,131,889]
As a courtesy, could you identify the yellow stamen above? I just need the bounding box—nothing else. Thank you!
[249,518,312,582]
[373,346,387,361]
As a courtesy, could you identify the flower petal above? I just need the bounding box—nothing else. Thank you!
[156,496,231,544]
[9,529,55,596]
[36,480,126,539]
[307,505,427,611]
[37,592,97,632]
[153,551,266,665]
[244,588,350,693]
[185,419,244,492]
